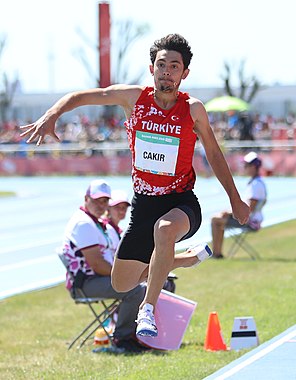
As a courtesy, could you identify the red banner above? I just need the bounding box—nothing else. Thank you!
[0,156,132,176]
[1,152,296,176]
[99,2,111,87]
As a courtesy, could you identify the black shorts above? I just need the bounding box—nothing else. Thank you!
[116,190,202,264]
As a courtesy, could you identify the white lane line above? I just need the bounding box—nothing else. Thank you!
[0,239,60,256]
[0,276,64,300]
[213,328,296,380]
[0,255,58,272]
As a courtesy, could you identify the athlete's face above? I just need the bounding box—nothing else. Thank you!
[150,50,189,93]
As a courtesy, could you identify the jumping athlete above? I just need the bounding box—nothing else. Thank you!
[20,34,250,338]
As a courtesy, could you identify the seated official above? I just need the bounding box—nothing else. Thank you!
[211,152,267,259]
[61,179,148,353]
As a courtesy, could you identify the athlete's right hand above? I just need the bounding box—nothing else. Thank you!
[20,113,60,146]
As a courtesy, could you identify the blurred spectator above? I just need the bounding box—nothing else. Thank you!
[238,112,254,141]
[256,121,272,140]
[103,190,131,238]
[1,111,295,147]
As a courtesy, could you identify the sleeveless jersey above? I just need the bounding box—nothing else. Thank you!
[125,86,197,195]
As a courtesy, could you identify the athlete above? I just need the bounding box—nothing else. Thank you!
[20,34,250,338]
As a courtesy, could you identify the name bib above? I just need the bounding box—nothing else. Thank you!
[134,131,180,176]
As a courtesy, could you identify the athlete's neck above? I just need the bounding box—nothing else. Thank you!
[153,88,178,110]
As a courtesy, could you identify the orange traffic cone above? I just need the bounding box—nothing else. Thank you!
[204,311,228,351]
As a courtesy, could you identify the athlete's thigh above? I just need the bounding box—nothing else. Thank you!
[155,208,190,243]
[111,257,148,292]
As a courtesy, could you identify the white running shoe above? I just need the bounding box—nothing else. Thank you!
[188,243,213,267]
[136,303,158,337]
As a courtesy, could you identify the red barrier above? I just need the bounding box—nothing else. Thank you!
[0,156,132,176]
[0,151,295,176]
[271,127,288,140]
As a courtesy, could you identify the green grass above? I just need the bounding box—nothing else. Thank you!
[0,191,16,197]
[1,220,296,380]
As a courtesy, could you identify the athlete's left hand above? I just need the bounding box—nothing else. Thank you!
[232,200,250,225]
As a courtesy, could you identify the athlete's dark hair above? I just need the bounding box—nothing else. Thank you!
[150,34,193,70]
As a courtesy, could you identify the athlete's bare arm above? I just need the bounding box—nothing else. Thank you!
[189,99,250,224]
[20,84,143,145]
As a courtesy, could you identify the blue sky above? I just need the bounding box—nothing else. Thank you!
[0,0,295,93]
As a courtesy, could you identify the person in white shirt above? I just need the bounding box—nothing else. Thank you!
[103,190,131,239]
[61,179,148,353]
[211,152,267,259]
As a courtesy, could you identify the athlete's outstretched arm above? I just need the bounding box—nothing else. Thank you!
[20,85,141,145]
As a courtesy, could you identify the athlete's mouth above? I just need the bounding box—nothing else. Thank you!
[159,79,177,92]
[160,78,173,84]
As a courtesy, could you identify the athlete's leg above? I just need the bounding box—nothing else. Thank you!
[134,208,191,337]
[111,258,148,292]
[112,242,212,294]
[140,207,190,310]
[171,249,205,268]
[112,238,211,296]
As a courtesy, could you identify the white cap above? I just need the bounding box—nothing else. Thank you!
[243,152,262,167]
[86,180,111,199]
[244,152,258,164]
[109,190,131,207]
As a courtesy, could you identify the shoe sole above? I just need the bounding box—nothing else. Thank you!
[136,329,158,337]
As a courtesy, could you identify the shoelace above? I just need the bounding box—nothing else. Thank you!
[136,311,155,325]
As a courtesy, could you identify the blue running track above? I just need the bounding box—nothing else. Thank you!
[1,176,295,300]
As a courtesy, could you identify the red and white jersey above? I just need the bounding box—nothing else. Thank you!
[125,86,197,195]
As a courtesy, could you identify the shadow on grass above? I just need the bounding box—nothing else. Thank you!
[91,341,204,356]
[227,257,296,263]
[92,344,168,356]
[180,340,204,349]
[259,257,296,263]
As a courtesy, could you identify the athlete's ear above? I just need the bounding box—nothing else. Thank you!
[182,69,190,80]
[149,65,154,75]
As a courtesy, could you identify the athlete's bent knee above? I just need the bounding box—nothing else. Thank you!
[154,219,176,246]
[111,274,135,293]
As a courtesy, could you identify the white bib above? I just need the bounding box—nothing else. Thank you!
[134,131,180,176]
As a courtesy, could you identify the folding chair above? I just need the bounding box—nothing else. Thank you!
[226,226,261,260]
[57,252,121,350]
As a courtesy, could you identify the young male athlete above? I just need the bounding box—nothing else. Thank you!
[20,34,250,337]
